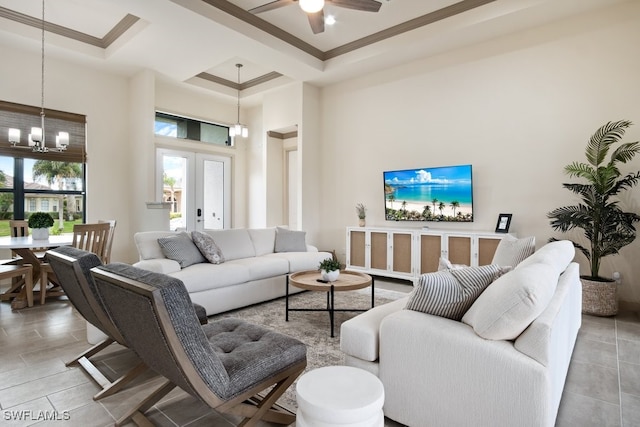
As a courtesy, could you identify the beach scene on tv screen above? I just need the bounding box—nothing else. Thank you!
[384,165,473,222]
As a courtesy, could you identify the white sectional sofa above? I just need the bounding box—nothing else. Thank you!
[340,240,582,427]
[133,227,333,315]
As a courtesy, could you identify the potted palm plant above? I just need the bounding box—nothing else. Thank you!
[28,212,54,240]
[548,120,640,316]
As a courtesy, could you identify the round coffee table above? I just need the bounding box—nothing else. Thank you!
[286,270,374,337]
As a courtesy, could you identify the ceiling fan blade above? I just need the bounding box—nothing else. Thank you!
[249,0,296,14]
[328,0,382,12]
[308,10,325,34]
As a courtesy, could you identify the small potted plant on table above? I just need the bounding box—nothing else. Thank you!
[319,257,341,282]
[356,203,367,227]
[28,212,54,240]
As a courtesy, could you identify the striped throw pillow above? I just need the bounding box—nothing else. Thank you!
[491,235,535,268]
[405,264,503,320]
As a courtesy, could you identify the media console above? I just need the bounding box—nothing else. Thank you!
[346,226,514,282]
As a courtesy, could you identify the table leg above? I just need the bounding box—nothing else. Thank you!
[330,284,335,338]
[285,274,290,322]
[371,276,375,308]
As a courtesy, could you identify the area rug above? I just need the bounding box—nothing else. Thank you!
[210,287,408,411]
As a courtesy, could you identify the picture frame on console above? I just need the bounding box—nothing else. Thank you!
[495,213,512,233]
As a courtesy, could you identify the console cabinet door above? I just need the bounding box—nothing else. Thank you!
[476,235,503,266]
[389,231,413,275]
[419,232,443,273]
[445,234,473,266]
[348,229,367,269]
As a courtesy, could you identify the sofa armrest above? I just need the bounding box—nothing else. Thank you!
[133,259,181,274]
[340,297,409,361]
[380,310,549,427]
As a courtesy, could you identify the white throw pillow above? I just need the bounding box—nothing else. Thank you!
[515,240,575,274]
[437,257,467,271]
[461,262,559,340]
[491,235,535,267]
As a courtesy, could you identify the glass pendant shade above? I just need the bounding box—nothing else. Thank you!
[300,0,324,13]
[8,128,20,144]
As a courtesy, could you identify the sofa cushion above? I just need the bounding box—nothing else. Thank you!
[157,232,206,268]
[275,227,307,252]
[491,235,536,267]
[461,262,559,340]
[226,257,289,281]
[169,262,252,293]
[248,228,276,256]
[405,264,503,321]
[207,229,256,261]
[266,251,334,273]
[191,231,225,264]
[135,231,180,260]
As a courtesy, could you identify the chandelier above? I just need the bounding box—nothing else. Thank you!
[8,0,68,152]
[229,63,248,139]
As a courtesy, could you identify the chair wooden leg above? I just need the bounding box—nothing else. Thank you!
[115,379,176,427]
[40,268,47,305]
[65,338,115,366]
[225,364,304,427]
[93,361,149,400]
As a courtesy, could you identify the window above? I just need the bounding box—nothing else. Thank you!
[0,101,87,235]
[155,111,232,146]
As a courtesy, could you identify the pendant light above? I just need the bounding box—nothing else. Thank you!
[229,63,248,139]
[9,0,69,152]
[299,0,325,13]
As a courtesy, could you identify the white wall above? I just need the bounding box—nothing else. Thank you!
[320,2,640,304]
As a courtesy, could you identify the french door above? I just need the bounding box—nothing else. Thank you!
[156,149,231,231]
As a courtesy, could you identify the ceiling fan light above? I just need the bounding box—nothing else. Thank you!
[299,0,324,13]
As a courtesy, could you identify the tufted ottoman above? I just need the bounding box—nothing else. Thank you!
[296,365,384,427]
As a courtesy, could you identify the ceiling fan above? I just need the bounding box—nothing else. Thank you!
[249,0,383,34]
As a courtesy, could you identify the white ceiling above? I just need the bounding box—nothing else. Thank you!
[0,0,629,103]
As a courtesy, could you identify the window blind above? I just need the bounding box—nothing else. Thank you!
[0,100,86,162]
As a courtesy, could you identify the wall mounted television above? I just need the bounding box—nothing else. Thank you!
[384,164,473,222]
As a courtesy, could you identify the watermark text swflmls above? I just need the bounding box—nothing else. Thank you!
[3,410,71,421]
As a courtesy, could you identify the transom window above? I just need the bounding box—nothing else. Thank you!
[155,111,232,146]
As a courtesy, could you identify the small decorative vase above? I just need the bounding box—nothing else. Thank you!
[321,269,340,282]
[358,218,366,227]
[31,227,49,240]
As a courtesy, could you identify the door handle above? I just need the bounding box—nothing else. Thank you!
[197,208,202,217]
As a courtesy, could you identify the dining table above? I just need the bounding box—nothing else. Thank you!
[0,234,74,309]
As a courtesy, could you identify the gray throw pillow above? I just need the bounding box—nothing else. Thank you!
[405,264,504,321]
[274,227,307,253]
[191,231,225,264]
[157,232,206,268]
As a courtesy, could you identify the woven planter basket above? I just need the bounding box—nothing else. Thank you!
[581,277,618,316]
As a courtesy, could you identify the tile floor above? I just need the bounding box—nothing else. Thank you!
[0,279,639,427]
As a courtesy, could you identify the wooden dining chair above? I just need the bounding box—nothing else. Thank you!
[9,220,47,260]
[40,222,111,304]
[98,219,117,264]
[0,264,34,309]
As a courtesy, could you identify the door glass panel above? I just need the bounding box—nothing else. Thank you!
[162,155,187,231]
[202,159,224,230]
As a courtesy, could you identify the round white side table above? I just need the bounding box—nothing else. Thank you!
[296,365,384,427]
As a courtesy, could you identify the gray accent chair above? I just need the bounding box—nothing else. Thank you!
[91,262,307,427]
[45,246,208,400]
